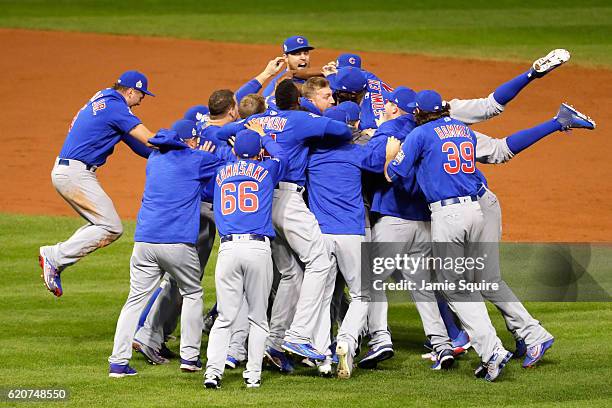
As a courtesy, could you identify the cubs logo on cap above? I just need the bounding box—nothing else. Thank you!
[283,35,314,54]
[117,70,155,96]
[183,105,210,122]
[336,53,362,69]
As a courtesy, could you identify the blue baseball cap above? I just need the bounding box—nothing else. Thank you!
[283,35,314,54]
[336,53,362,69]
[234,129,262,158]
[171,119,198,142]
[337,101,361,122]
[329,67,367,93]
[183,105,209,122]
[415,90,444,112]
[388,86,417,113]
[324,106,349,123]
[117,70,155,96]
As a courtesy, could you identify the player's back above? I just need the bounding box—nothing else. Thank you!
[214,158,282,238]
[360,72,394,130]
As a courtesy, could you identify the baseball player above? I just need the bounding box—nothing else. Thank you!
[262,36,314,98]
[108,120,222,377]
[384,90,595,381]
[39,70,157,297]
[204,126,286,389]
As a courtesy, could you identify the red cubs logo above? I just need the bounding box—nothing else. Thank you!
[348,57,356,65]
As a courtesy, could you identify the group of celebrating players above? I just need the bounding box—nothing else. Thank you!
[38,35,596,389]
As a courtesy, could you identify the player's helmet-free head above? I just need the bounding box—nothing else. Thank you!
[171,119,198,143]
[117,70,155,96]
[336,53,362,69]
[329,67,367,93]
[184,105,209,122]
[337,101,360,122]
[234,129,262,159]
[283,35,314,54]
[389,86,417,113]
[324,106,349,123]
[414,90,446,113]
[275,79,300,110]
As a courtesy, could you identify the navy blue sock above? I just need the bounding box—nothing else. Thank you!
[492,69,535,106]
[437,297,461,340]
[506,119,562,154]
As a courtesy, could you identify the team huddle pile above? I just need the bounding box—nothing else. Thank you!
[37,36,596,389]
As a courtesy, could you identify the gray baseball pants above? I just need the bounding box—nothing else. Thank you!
[45,158,123,270]
[109,243,203,365]
[205,238,273,381]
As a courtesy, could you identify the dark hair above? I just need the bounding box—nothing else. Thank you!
[112,83,131,93]
[239,94,266,119]
[334,90,365,106]
[275,79,301,110]
[414,103,451,126]
[208,89,236,118]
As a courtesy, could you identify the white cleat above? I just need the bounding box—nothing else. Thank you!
[336,341,352,379]
[531,49,570,77]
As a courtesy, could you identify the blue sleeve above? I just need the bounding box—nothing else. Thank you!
[262,135,287,181]
[355,142,386,173]
[235,79,262,103]
[292,113,332,142]
[120,134,153,158]
[215,145,235,162]
[197,152,225,181]
[109,100,142,134]
[324,120,352,141]
[262,70,285,98]
[387,129,423,181]
[217,121,246,142]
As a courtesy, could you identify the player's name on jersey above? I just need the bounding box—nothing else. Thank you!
[216,161,270,186]
[372,279,500,293]
[434,124,473,140]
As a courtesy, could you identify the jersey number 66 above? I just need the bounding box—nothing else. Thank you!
[221,181,259,215]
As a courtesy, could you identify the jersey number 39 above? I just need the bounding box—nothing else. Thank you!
[221,181,259,215]
[442,141,475,174]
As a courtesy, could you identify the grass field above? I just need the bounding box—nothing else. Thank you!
[1,213,611,407]
[0,0,611,67]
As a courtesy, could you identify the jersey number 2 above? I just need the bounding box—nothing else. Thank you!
[221,181,259,215]
[442,141,475,174]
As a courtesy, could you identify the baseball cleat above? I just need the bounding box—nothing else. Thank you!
[132,339,169,365]
[204,374,222,389]
[531,49,570,78]
[180,358,203,372]
[108,363,138,378]
[202,313,216,335]
[451,330,471,356]
[244,377,261,388]
[265,346,294,373]
[554,103,596,131]
[317,359,334,377]
[474,362,487,379]
[225,355,240,369]
[513,338,527,359]
[484,347,513,382]
[336,341,353,379]
[523,338,555,368]
[357,344,394,369]
[39,247,63,297]
[281,341,326,361]
[431,349,455,370]
[301,358,316,368]
[159,343,177,359]
[421,351,436,362]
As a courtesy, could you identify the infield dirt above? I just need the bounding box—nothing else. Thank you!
[1,29,610,241]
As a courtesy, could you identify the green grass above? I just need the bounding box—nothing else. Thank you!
[0,1,611,67]
[1,212,611,406]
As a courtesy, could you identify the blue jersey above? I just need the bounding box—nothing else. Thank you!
[262,70,306,98]
[59,88,142,166]
[388,117,480,203]
[368,115,430,221]
[299,97,322,115]
[307,142,380,235]
[359,72,394,130]
[249,109,351,186]
[134,130,224,244]
[214,136,285,237]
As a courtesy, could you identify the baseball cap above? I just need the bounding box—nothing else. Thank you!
[337,101,361,122]
[283,35,314,54]
[388,86,417,113]
[324,106,349,123]
[329,67,367,93]
[414,90,444,112]
[336,53,362,69]
[171,119,198,142]
[234,129,263,158]
[117,70,155,96]
[183,105,210,122]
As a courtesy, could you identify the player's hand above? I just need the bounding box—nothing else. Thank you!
[199,140,216,153]
[264,57,285,76]
[385,136,401,160]
[245,119,266,136]
[322,61,337,77]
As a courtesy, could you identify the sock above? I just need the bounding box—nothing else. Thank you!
[436,298,461,340]
[492,70,535,106]
[506,119,563,154]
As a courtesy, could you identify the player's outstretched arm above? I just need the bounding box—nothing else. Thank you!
[383,136,401,182]
[129,124,157,147]
[121,134,153,158]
